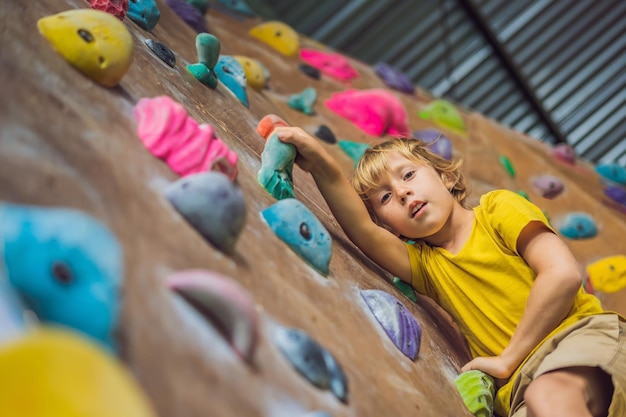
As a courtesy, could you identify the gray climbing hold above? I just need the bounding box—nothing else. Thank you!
[165,171,247,254]
[273,325,348,403]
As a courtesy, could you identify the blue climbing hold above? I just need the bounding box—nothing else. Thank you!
[128,0,160,31]
[215,55,249,107]
[261,199,332,275]
[1,204,122,351]
[596,163,626,186]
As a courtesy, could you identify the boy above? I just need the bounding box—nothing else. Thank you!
[273,126,625,417]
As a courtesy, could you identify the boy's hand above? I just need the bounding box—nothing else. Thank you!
[461,355,517,380]
[274,127,330,174]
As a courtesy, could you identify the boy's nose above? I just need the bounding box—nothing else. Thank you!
[398,188,412,203]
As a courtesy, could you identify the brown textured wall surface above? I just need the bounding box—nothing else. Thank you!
[1,1,624,416]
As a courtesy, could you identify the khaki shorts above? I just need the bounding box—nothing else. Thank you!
[509,313,626,417]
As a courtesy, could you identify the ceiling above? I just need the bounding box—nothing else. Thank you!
[259,0,626,165]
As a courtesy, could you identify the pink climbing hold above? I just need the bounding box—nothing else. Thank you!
[551,143,576,165]
[87,0,129,20]
[325,89,409,137]
[133,96,238,180]
[299,48,358,82]
[167,270,259,362]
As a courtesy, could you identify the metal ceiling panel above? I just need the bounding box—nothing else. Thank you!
[265,0,625,164]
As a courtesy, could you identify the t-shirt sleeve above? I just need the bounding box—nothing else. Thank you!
[405,241,437,298]
[482,190,554,255]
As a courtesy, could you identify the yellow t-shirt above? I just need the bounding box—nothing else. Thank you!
[406,189,603,416]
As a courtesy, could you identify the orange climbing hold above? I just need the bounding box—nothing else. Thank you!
[257,114,289,140]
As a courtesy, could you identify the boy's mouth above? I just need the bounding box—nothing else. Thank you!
[410,201,426,218]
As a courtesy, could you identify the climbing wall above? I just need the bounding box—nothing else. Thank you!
[1,1,624,417]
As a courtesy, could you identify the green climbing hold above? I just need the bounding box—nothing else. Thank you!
[453,370,495,417]
[499,155,516,178]
[418,99,466,134]
[517,190,530,201]
[337,140,370,168]
[392,277,417,303]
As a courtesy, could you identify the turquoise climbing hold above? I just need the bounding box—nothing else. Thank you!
[559,212,597,239]
[187,33,220,89]
[187,63,218,89]
[185,0,209,14]
[337,140,370,168]
[392,277,417,303]
[454,370,495,417]
[258,133,296,200]
[288,87,317,115]
[596,163,626,186]
[196,33,220,68]
[127,0,160,31]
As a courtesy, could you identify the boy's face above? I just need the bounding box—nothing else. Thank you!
[366,152,457,240]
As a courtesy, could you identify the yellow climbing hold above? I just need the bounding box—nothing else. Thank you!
[249,21,299,56]
[37,9,133,87]
[234,55,267,90]
[586,255,626,293]
[0,328,156,417]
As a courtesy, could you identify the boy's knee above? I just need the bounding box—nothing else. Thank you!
[524,367,612,417]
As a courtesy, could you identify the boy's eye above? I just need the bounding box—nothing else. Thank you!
[380,192,391,204]
[403,170,415,180]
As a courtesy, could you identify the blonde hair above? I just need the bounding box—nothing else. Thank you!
[350,138,467,223]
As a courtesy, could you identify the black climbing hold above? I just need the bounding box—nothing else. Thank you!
[145,39,176,68]
[299,63,320,80]
[315,125,337,144]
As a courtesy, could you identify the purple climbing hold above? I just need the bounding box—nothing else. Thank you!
[166,0,208,33]
[412,129,453,160]
[361,289,422,360]
[374,62,414,94]
[532,175,564,199]
[605,185,626,206]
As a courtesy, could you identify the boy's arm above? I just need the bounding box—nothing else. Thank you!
[275,127,412,282]
[462,221,582,378]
